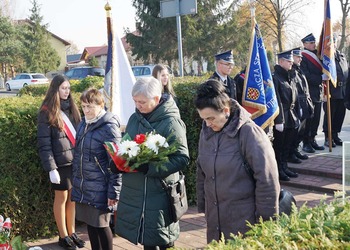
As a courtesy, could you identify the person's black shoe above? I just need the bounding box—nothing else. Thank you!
[284,167,299,178]
[287,154,302,164]
[334,137,343,146]
[70,233,85,248]
[310,140,325,150]
[58,236,77,250]
[279,170,290,181]
[324,138,336,148]
[294,150,309,160]
[302,143,315,153]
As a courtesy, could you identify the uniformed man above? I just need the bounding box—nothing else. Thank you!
[272,50,300,181]
[288,47,313,163]
[210,50,241,103]
[300,33,325,153]
[322,35,348,147]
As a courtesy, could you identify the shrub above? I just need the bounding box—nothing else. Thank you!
[207,194,350,249]
[0,96,55,240]
[173,76,205,204]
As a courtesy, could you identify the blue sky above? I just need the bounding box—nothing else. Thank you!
[12,0,342,52]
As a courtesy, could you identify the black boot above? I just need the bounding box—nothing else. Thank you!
[324,138,336,147]
[278,166,290,181]
[284,166,299,178]
[294,149,308,160]
[302,141,315,153]
[333,133,343,146]
[288,153,302,164]
[310,138,325,150]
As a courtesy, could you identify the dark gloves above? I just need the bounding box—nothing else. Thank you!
[137,163,149,174]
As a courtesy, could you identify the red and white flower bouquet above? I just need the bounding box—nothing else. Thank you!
[104,131,178,172]
[0,215,12,250]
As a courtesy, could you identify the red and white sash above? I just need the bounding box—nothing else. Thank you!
[302,50,323,71]
[61,111,76,146]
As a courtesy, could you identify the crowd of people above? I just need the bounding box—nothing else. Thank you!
[36,31,350,249]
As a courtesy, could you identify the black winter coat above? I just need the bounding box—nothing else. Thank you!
[291,64,314,120]
[273,65,300,129]
[71,112,122,211]
[210,72,240,103]
[300,49,323,102]
[330,50,348,99]
[37,109,78,172]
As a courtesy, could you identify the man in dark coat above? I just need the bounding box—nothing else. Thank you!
[209,50,242,103]
[288,47,313,163]
[272,50,300,181]
[300,33,325,153]
[322,36,349,147]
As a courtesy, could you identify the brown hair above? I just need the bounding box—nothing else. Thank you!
[40,74,81,130]
[152,64,176,97]
[80,88,105,107]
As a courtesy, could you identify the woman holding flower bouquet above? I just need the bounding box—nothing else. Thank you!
[71,88,122,250]
[114,77,189,250]
[37,75,85,250]
[195,79,280,243]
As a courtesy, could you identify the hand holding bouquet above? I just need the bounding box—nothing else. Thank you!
[105,131,178,172]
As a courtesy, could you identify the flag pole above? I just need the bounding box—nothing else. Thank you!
[326,79,332,151]
[104,2,114,113]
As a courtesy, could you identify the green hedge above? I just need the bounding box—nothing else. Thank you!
[207,194,350,249]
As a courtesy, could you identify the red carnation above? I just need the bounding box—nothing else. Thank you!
[134,134,146,144]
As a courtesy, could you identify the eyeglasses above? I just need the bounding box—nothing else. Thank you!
[219,62,234,68]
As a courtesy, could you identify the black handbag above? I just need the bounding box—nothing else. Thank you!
[161,172,188,223]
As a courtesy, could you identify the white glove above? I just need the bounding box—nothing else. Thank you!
[322,74,330,81]
[49,169,61,184]
[275,124,284,132]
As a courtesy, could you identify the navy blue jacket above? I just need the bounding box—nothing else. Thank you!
[71,112,122,211]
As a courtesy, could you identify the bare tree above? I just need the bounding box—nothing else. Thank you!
[255,0,313,52]
[338,0,350,51]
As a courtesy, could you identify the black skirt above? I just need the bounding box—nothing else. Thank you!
[51,165,73,191]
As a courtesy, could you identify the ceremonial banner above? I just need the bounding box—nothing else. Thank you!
[104,3,136,125]
[318,0,337,87]
[242,17,279,129]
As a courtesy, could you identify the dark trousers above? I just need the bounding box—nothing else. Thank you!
[289,119,307,155]
[322,99,346,137]
[273,127,295,166]
[87,225,114,250]
[304,101,322,141]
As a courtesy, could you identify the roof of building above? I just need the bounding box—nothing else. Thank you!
[16,19,70,46]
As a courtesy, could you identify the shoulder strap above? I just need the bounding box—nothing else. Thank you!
[237,123,254,179]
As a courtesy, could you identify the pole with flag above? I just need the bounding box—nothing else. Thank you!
[242,1,279,129]
[104,2,136,128]
[318,0,337,152]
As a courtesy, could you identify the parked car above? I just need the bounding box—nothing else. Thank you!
[5,73,49,91]
[64,66,105,80]
[131,65,173,78]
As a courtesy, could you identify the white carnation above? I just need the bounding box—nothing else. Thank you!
[118,140,140,158]
[145,134,168,154]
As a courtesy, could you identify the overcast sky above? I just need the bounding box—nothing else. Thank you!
[10,0,343,52]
